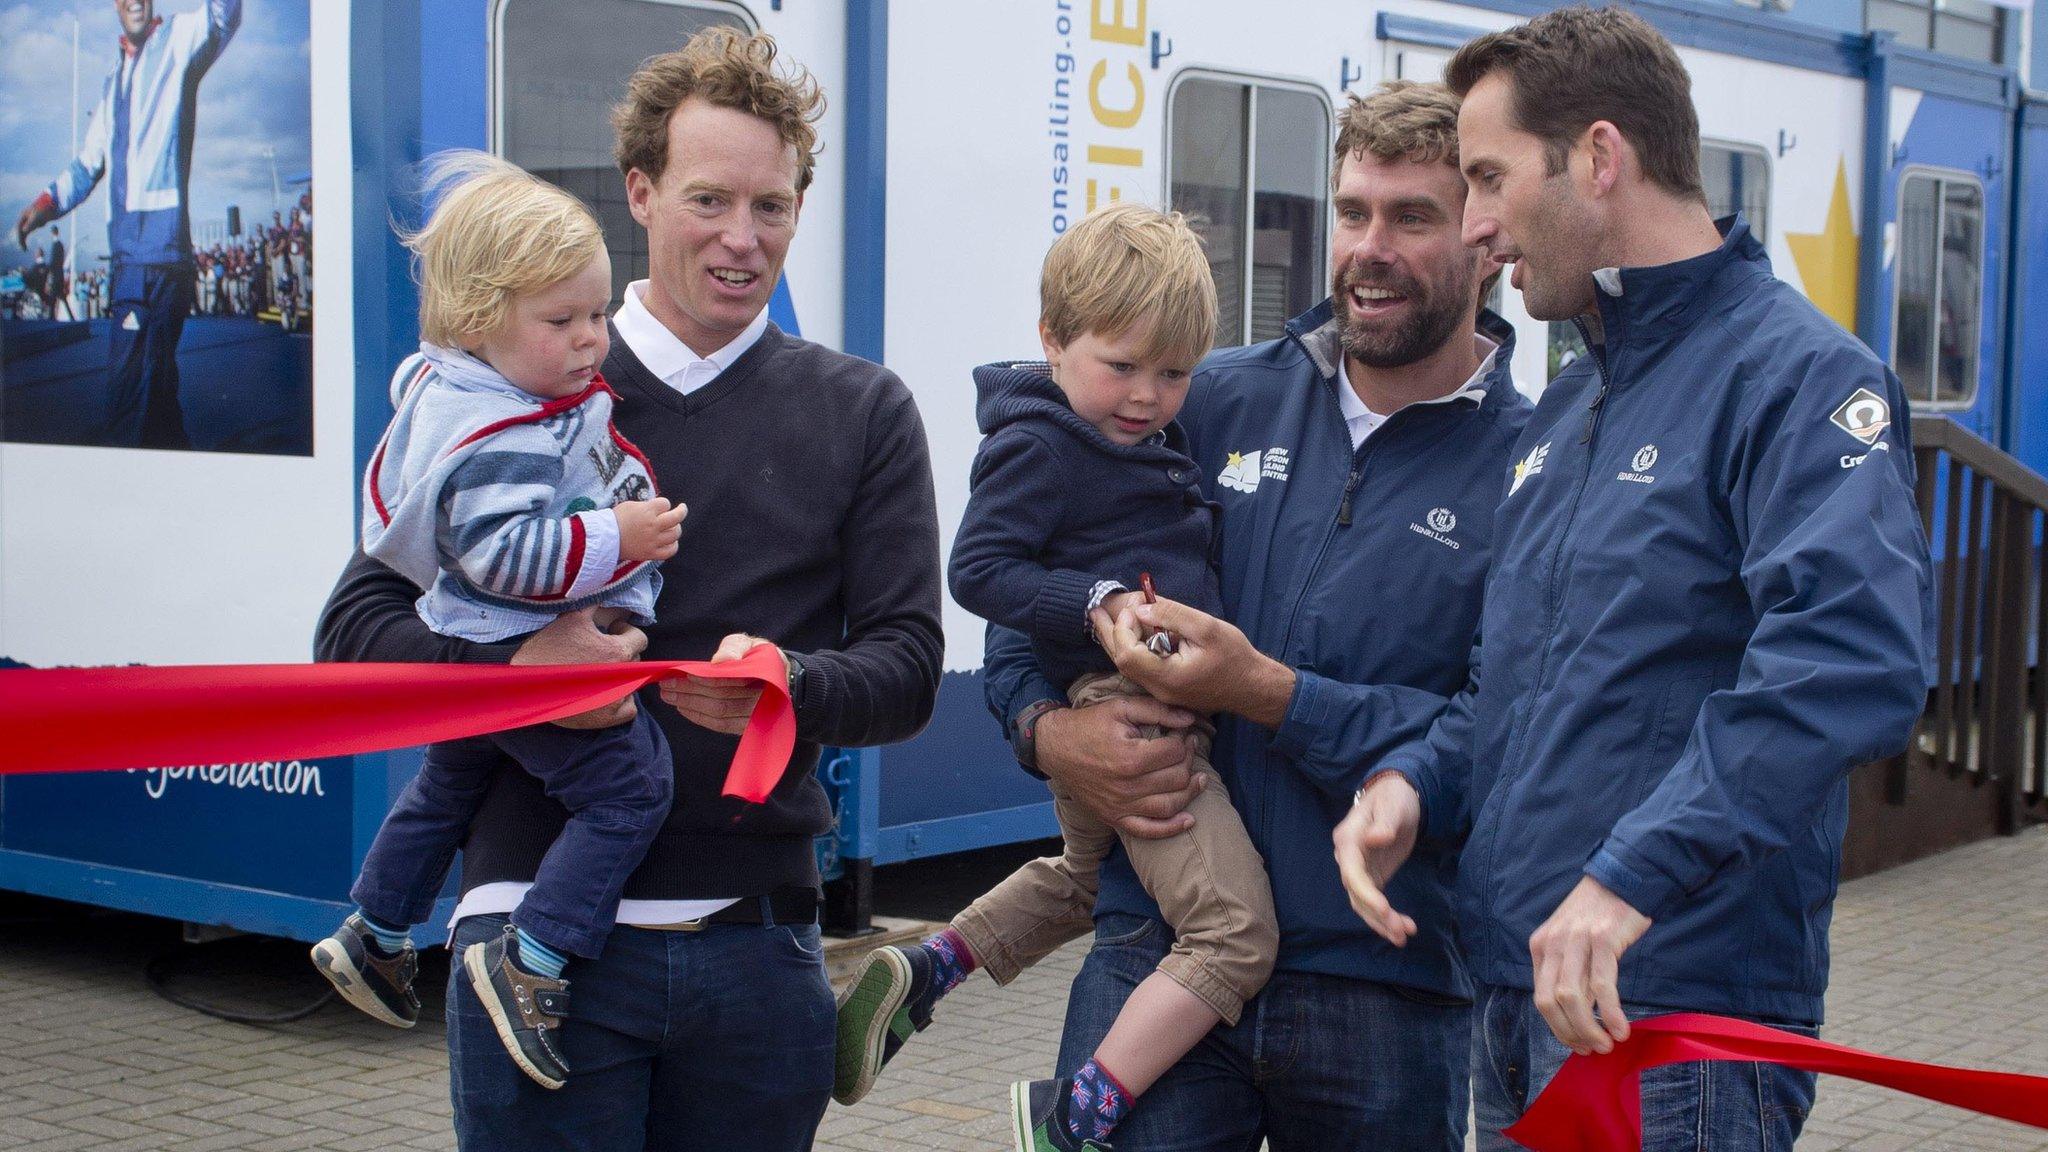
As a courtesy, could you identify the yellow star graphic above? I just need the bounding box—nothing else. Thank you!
[1785,158,1859,332]
[1226,451,1245,468]
[1513,457,1530,484]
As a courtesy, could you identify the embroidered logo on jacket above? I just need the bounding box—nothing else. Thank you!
[1410,506,1461,550]
[1510,442,1550,496]
[1218,447,1290,494]
[1830,388,1891,446]
[1618,443,1658,484]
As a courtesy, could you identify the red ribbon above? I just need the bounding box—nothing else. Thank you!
[1505,1013,2048,1152]
[0,646,794,802]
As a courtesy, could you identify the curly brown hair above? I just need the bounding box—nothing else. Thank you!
[1333,79,1463,185]
[611,26,826,194]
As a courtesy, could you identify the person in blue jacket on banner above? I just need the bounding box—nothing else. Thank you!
[984,80,1532,1151]
[15,0,241,449]
[1334,10,1935,1152]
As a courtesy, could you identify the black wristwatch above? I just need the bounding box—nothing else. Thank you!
[784,651,807,705]
[1012,697,1067,774]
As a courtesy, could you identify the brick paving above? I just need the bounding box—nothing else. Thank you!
[4,828,2046,1151]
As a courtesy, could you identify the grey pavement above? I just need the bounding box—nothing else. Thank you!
[4,829,2047,1151]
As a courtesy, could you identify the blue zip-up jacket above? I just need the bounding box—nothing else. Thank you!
[950,361,1224,690]
[985,304,1531,995]
[1385,219,1934,1023]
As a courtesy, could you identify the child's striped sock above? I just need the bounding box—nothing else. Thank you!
[356,910,411,956]
[513,928,569,980]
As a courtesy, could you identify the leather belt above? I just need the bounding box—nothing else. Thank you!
[641,887,821,932]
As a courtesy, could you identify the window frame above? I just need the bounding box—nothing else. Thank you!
[1888,164,1986,412]
[1862,0,2007,63]
[1698,137,1772,243]
[1161,68,1334,347]
[488,0,758,156]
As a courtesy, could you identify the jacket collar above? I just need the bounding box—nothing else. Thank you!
[1587,214,1769,350]
[970,360,1189,461]
[1289,298,1521,411]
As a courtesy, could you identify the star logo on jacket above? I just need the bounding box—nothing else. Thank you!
[1218,447,1289,494]
[1510,442,1550,496]
[1830,388,1891,446]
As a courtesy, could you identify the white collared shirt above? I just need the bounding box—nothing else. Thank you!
[1337,332,1500,450]
[612,279,769,396]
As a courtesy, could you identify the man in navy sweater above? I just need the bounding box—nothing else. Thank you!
[985,80,1530,1150]
[316,28,940,1152]
[1339,10,1933,1151]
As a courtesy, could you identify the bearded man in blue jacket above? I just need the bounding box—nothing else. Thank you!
[982,81,1532,1151]
[1336,10,1934,1152]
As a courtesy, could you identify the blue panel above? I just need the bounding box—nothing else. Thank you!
[419,0,491,154]
[843,0,888,363]
[2007,98,2048,477]
[769,274,802,337]
[1376,13,1492,50]
[875,804,1060,864]
[2,758,354,902]
[1859,37,1893,349]
[878,671,1055,830]
[1886,44,2017,111]
[1885,92,2010,446]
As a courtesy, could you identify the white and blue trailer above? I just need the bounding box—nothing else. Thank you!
[2,0,2044,937]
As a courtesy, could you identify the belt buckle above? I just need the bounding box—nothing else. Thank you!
[646,917,708,932]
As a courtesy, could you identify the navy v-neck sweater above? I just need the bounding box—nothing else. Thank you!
[317,323,944,898]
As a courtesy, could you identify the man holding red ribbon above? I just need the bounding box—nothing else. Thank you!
[1335,9,1934,1152]
[315,26,942,1152]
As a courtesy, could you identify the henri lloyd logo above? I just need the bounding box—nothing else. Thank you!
[1510,442,1550,496]
[1618,443,1658,484]
[1218,447,1291,494]
[1410,506,1461,549]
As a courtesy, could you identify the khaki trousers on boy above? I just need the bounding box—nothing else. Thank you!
[950,672,1278,1024]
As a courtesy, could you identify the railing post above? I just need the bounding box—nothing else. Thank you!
[1990,492,2029,834]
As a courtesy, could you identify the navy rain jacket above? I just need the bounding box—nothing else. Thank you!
[986,304,1532,997]
[1386,219,1934,1023]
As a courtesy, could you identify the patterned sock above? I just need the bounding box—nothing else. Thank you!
[1066,1058,1132,1144]
[513,928,569,980]
[356,910,411,955]
[921,927,978,997]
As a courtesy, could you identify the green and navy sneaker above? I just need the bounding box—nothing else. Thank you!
[833,943,939,1104]
[1010,1078,1114,1152]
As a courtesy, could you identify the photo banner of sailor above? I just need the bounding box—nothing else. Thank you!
[1,0,312,455]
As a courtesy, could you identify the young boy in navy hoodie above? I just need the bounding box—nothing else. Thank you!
[834,203,1278,1152]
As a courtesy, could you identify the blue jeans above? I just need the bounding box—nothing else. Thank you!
[1471,984,1818,1152]
[351,709,671,958]
[448,911,835,1152]
[1057,913,1470,1151]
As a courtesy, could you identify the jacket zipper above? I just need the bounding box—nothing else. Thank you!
[1476,319,1611,959]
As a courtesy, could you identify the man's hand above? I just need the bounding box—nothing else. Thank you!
[1092,596,1295,727]
[1333,771,1422,946]
[660,632,787,735]
[1529,875,1653,1056]
[1035,696,1204,839]
[16,196,54,249]
[615,497,687,563]
[512,607,647,729]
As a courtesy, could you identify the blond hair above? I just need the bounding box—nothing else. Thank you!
[612,26,825,194]
[1040,202,1217,365]
[403,151,606,346]
[1333,79,1463,182]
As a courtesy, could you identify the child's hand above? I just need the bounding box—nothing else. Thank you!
[615,497,687,562]
[1099,590,1146,623]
